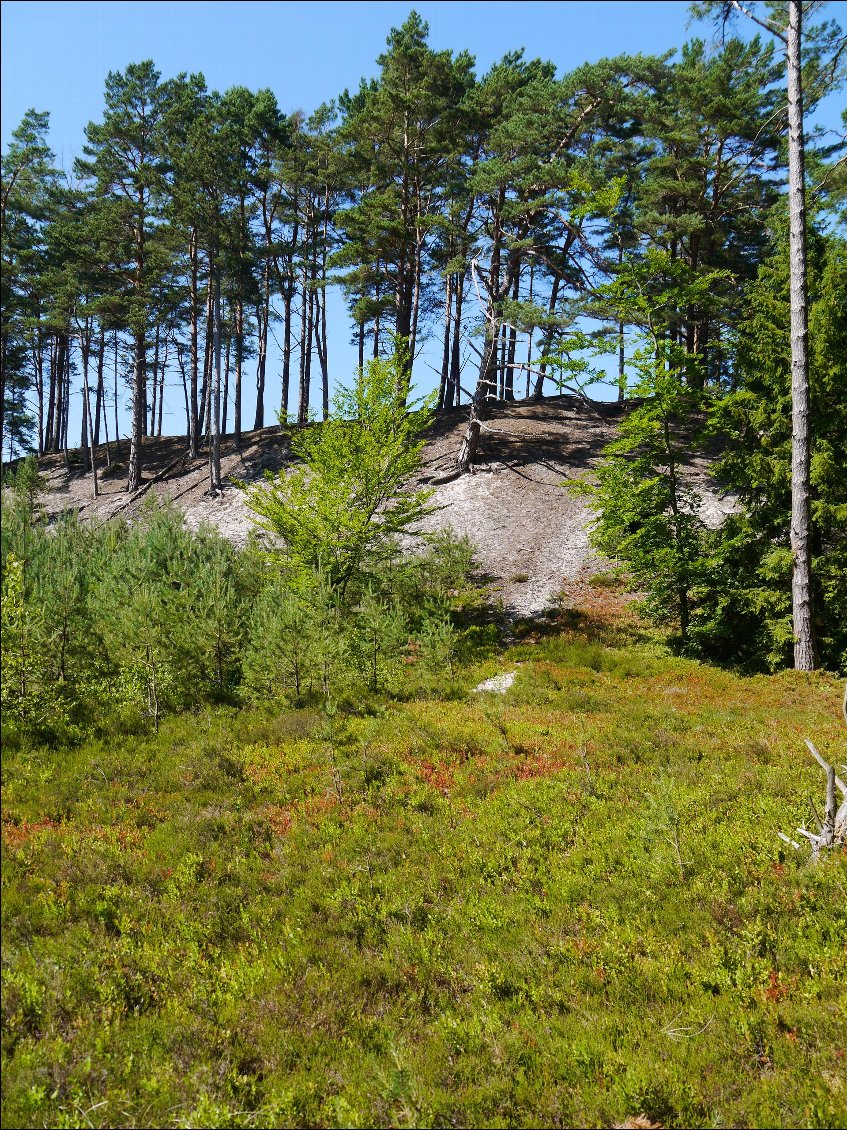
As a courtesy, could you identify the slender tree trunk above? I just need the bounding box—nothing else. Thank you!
[298,260,310,426]
[320,189,330,420]
[210,260,222,493]
[80,345,90,474]
[177,341,191,439]
[199,270,214,440]
[45,336,56,451]
[234,293,243,442]
[33,323,44,456]
[533,275,561,399]
[618,320,626,403]
[438,272,453,410]
[94,324,105,447]
[504,271,519,401]
[525,263,535,399]
[127,327,145,491]
[281,283,293,424]
[113,331,121,459]
[149,323,160,438]
[189,231,200,457]
[449,273,464,407]
[787,0,816,670]
[499,322,507,399]
[222,319,231,438]
[254,256,270,430]
[157,337,167,437]
[101,334,112,468]
[80,326,98,497]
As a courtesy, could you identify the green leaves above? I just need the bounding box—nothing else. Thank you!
[247,347,435,596]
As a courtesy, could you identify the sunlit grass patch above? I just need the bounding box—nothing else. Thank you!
[2,626,845,1129]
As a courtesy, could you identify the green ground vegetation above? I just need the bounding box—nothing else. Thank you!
[2,607,845,1129]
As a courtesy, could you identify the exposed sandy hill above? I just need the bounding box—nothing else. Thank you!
[32,395,736,619]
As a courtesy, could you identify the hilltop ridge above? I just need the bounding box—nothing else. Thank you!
[31,395,735,619]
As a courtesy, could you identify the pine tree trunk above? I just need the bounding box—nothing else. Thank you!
[94,324,105,447]
[209,261,222,493]
[149,323,160,438]
[533,275,561,399]
[222,322,231,438]
[282,286,293,424]
[787,0,816,670]
[189,231,200,457]
[298,261,310,426]
[449,274,464,407]
[234,293,243,443]
[618,319,626,402]
[157,337,167,437]
[199,271,214,440]
[113,331,121,459]
[438,273,453,410]
[81,328,98,497]
[253,256,270,430]
[505,272,519,401]
[127,327,145,491]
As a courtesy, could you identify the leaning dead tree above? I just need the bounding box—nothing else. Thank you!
[779,715,847,862]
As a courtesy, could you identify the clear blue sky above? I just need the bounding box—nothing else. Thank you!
[2,1,845,437]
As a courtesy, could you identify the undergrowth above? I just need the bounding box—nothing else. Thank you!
[2,620,845,1129]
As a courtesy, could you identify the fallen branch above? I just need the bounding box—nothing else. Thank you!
[779,735,847,861]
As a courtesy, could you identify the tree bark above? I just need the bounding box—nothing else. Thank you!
[787,0,816,670]
[80,324,98,497]
[254,255,270,430]
[449,273,464,407]
[189,230,200,457]
[209,261,222,493]
[127,327,145,491]
[438,272,453,410]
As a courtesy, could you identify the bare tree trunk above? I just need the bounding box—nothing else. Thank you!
[449,273,464,408]
[234,292,242,442]
[157,336,167,437]
[189,231,200,457]
[298,262,311,426]
[281,284,293,424]
[222,318,231,438]
[210,261,222,493]
[94,324,105,447]
[149,323,160,438]
[253,256,270,430]
[80,326,98,497]
[525,263,535,399]
[45,335,57,451]
[533,275,561,399]
[33,324,44,456]
[113,331,121,459]
[127,327,145,491]
[787,0,816,670]
[438,272,453,410]
[199,271,214,441]
[504,271,519,401]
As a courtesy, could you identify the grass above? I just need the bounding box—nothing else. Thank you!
[2,613,846,1129]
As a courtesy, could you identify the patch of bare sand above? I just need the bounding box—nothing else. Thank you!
[31,395,737,620]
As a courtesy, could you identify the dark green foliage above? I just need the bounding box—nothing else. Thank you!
[692,233,847,673]
[1,422,480,742]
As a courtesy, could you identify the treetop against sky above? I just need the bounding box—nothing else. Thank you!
[2,0,844,436]
[4,1,844,160]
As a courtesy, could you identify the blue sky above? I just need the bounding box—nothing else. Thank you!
[2,1,845,436]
